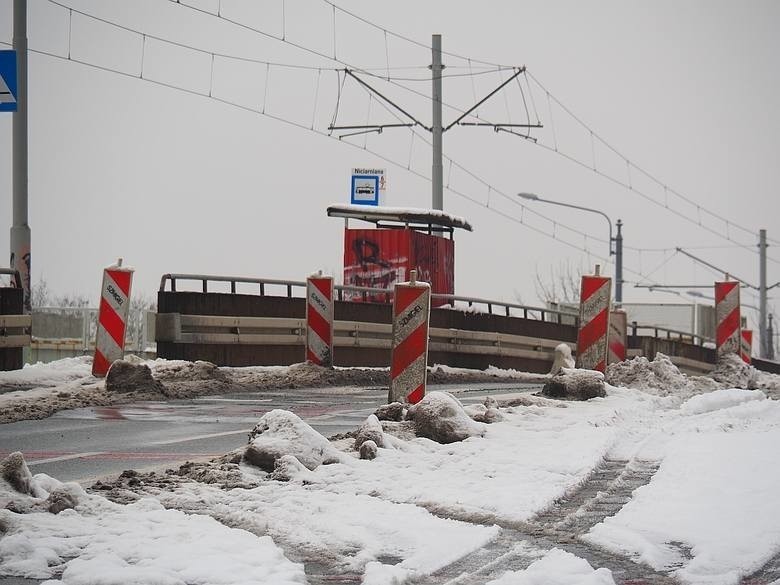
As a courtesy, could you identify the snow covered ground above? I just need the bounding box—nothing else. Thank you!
[1,355,780,584]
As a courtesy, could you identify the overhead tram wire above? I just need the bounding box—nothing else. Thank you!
[162,0,538,125]
[30,3,769,291]
[20,36,666,289]
[47,0,335,74]
[318,0,776,249]
[44,0,614,259]
[524,70,778,250]
[38,6,779,273]
[169,0,777,251]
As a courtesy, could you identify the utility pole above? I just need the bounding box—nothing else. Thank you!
[759,229,768,358]
[769,314,775,361]
[615,219,623,304]
[431,34,443,211]
[11,0,30,313]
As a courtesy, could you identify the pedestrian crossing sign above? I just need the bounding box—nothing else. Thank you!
[0,50,18,113]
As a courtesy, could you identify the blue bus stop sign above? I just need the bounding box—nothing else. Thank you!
[351,174,380,206]
[0,50,18,113]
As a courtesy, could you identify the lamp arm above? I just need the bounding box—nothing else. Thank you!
[533,198,614,252]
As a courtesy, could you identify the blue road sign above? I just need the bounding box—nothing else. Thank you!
[351,174,380,206]
[0,50,17,113]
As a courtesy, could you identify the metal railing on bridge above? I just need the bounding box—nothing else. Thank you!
[158,273,580,325]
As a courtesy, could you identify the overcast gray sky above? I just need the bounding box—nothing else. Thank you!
[1,0,778,332]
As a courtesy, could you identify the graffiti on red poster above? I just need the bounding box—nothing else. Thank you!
[343,228,455,304]
[343,229,408,302]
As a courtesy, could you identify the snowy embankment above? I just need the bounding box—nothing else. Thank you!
[1,354,780,584]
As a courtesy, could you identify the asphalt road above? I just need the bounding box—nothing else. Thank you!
[0,382,540,484]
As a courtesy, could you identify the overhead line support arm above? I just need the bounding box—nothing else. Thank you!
[444,67,525,131]
[343,68,431,131]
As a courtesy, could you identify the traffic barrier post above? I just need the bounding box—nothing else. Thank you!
[388,270,431,405]
[93,259,134,377]
[608,309,627,364]
[305,272,334,367]
[576,266,612,372]
[741,329,753,364]
[715,280,741,360]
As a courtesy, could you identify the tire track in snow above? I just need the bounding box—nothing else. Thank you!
[740,551,780,585]
[422,457,677,585]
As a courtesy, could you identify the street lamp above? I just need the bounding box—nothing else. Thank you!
[517,192,624,303]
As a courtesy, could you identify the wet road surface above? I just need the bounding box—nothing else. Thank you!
[0,382,539,483]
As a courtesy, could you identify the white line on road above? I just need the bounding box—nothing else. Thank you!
[28,452,106,466]
[148,428,251,446]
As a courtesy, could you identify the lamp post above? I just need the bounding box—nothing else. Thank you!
[517,192,623,303]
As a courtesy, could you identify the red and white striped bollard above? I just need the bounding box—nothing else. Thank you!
[608,309,627,364]
[388,270,431,405]
[576,266,612,372]
[93,259,134,377]
[741,329,753,364]
[715,280,741,360]
[306,273,334,367]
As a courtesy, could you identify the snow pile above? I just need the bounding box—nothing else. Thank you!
[0,452,306,584]
[0,356,93,387]
[244,409,345,471]
[105,360,167,394]
[710,353,759,389]
[679,388,766,416]
[604,352,723,397]
[541,367,606,400]
[585,388,780,584]
[605,353,690,394]
[406,391,487,443]
[486,548,616,584]
[354,414,387,450]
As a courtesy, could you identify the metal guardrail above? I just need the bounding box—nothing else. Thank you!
[629,321,714,347]
[158,273,581,325]
[155,313,572,362]
[0,314,32,349]
[0,269,31,350]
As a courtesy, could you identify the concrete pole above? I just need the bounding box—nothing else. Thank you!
[769,314,775,361]
[431,34,443,211]
[759,229,768,358]
[615,219,623,305]
[11,0,31,313]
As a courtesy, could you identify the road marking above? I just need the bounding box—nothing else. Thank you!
[148,428,251,446]
[27,452,106,465]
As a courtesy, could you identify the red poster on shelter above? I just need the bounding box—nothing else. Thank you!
[343,228,454,305]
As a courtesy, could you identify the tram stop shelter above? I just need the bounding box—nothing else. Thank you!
[326,204,473,305]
